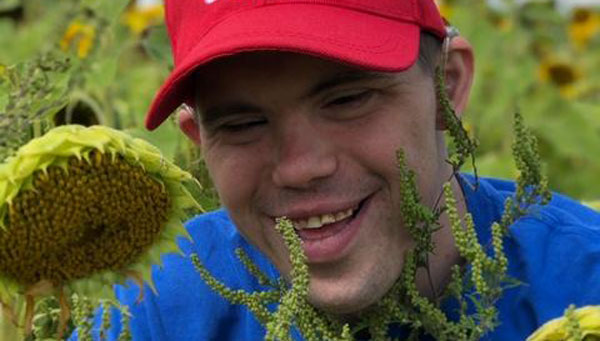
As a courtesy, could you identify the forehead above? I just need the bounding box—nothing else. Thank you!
[191,52,412,103]
[194,52,355,90]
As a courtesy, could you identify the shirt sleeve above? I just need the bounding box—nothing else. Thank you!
[69,209,278,340]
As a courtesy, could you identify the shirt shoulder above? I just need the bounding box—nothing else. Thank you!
[507,191,600,316]
[462,175,600,340]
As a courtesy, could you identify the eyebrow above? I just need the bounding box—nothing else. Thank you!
[304,70,396,98]
[200,102,262,126]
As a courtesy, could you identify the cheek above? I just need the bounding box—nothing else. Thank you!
[203,146,259,212]
[347,109,437,170]
[349,108,441,204]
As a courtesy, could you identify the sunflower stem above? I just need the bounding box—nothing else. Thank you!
[23,295,34,337]
[57,288,70,339]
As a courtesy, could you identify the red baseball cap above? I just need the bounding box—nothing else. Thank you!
[145,0,447,130]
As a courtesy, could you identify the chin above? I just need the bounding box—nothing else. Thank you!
[306,278,390,317]
[308,294,371,317]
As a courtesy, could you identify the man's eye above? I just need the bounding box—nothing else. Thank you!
[220,119,266,132]
[325,90,374,108]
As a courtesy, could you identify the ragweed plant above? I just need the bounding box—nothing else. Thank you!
[192,63,552,340]
[0,52,72,162]
[0,124,201,339]
[435,66,478,173]
[192,218,352,341]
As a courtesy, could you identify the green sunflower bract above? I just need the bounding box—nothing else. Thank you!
[0,124,200,335]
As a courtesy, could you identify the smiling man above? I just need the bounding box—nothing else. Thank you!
[186,49,471,317]
[74,0,600,340]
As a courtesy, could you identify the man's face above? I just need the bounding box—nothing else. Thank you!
[194,52,448,315]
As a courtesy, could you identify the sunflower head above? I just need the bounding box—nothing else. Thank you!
[434,0,454,20]
[569,8,600,49]
[121,4,165,35]
[583,200,600,211]
[486,11,514,33]
[527,305,600,341]
[538,58,582,99]
[0,125,200,306]
[59,20,96,59]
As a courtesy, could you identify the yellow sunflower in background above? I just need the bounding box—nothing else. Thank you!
[0,125,200,337]
[527,305,600,341]
[434,0,454,20]
[486,10,514,33]
[59,20,96,59]
[538,57,582,99]
[569,8,600,50]
[121,4,164,35]
[584,200,600,211]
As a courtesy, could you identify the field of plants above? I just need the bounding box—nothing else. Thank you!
[440,0,600,206]
[0,0,598,339]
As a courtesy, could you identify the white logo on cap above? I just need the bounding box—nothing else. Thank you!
[205,0,218,4]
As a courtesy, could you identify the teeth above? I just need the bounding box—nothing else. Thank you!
[336,210,351,220]
[295,219,307,229]
[321,214,335,224]
[306,216,321,228]
[292,208,356,230]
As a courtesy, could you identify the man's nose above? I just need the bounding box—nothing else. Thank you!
[271,119,338,189]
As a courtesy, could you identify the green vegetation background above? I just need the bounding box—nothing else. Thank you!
[0,0,599,207]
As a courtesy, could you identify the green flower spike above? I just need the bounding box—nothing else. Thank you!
[0,124,200,337]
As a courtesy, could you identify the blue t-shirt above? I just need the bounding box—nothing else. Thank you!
[71,175,600,340]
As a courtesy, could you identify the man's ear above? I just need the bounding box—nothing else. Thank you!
[437,36,474,129]
[178,105,202,146]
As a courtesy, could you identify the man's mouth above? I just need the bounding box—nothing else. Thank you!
[276,197,370,262]
[291,206,357,230]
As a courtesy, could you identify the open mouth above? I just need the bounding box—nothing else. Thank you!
[290,203,361,230]
[284,196,370,262]
[286,197,368,243]
[270,194,373,262]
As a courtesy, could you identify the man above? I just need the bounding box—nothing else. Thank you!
[76,0,600,340]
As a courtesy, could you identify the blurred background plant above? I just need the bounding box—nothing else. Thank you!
[437,0,600,206]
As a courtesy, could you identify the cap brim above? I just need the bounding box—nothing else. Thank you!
[145,3,420,130]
